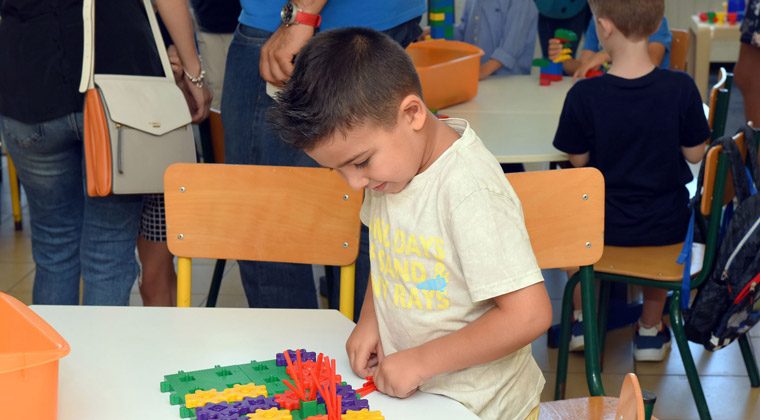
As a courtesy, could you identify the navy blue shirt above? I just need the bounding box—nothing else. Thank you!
[553,68,710,246]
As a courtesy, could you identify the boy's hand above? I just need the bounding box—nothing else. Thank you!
[573,51,608,81]
[374,350,426,398]
[346,316,385,378]
[547,38,563,61]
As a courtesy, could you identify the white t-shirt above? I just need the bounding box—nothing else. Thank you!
[360,118,545,419]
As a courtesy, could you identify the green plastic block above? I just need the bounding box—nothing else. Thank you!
[233,359,290,395]
[532,57,551,67]
[161,365,250,405]
[553,28,578,42]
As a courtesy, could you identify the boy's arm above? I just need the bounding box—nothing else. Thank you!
[682,143,707,164]
[373,282,552,398]
[567,152,590,167]
[346,276,385,378]
[573,50,608,79]
[482,0,537,77]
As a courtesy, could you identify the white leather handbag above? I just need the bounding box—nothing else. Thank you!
[78,0,196,196]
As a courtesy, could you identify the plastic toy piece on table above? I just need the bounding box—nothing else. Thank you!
[429,0,455,40]
[355,377,376,399]
[533,29,578,86]
[341,409,385,420]
[291,400,328,420]
[585,69,605,78]
[161,365,252,406]
[196,396,280,420]
[185,383,269,409]
[246,407,293,419]
[277,350,317,367]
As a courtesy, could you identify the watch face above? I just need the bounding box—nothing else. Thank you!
[281,3,295,25]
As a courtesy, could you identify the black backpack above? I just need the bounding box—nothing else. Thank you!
[684,126,760,351]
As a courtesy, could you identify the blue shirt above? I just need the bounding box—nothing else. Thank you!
[455,0,539,75]
[583,17,672,68]
[534,0,587,19]
[553,68,709,246]
[239,0,426,32]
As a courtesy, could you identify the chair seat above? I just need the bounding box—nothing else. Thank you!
[539,396,619,419]
[595,243,704,281]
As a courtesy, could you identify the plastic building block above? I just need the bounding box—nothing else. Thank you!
[274,390,303,411]
[247,407,293,419]
[341,410,385,420]
[585,69,604,78]
[196,395,282,419]
[161,365,252,405]
[553,28,578,44]
[185,383,268,409]
[277,350,317,367]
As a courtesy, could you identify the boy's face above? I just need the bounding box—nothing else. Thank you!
[305,107,426,194]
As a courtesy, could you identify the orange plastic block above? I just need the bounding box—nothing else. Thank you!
[247,407,293,419]
[274,390,302,411]
[342,409,385,420]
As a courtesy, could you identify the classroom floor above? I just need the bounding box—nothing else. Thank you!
[1,64,758,420]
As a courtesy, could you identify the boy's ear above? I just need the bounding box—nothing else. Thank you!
[398,94,427,131]
[596,16,615,40]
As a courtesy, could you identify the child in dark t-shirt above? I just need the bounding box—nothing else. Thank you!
[552,0,709,362]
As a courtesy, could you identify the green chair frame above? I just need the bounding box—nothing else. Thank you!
[555,129,760,420]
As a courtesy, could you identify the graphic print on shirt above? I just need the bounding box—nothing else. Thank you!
[368,216,450,311]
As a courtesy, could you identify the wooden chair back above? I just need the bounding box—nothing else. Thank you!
[539,373,647,419]
[506,168,605,269]
[669,29,689,71]
[701,130,748,216]
[708,68,732,139]
[208,109,225,163]
[615,373,646,420]
[164,163,363,316]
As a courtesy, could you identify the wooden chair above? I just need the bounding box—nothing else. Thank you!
[164,163,363,319]
[540,373,649,420]
[196,109,229,308]
[707,67,733,142]
[555,130,760,420]
[670,29,689,72]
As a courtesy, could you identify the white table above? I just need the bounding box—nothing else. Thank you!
[31,306,477,420]
[687,15,741,102]
[442,74,572,164]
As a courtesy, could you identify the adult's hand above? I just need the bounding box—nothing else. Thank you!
[260,23,316,86]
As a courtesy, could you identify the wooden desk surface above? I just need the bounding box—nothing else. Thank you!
[31,306,478,420]
[442,74,572,164]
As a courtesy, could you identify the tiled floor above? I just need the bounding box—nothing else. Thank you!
[2,63,759,419]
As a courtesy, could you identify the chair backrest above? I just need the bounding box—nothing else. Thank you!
[615,373,646,420]
[506,168,605,269]
[164,163,362,265]
[702,130,749,217]
[208,109,225,163]
[708,68,733,139]
[669,28,689,71]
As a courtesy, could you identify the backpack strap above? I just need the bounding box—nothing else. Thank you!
[715,134,751,202]
[740,124,760,194]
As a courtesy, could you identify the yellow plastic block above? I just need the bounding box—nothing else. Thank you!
[342,409,385,420]
[429,12,445,21]
[553,54,572,63]
[184,382,268,408]
[247,407,293,419]
[716,11,726,23]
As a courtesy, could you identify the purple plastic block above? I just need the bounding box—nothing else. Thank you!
[275,349,317,366]
[342,398,370,414]
[316,384,356,405]
[242,395,279,412]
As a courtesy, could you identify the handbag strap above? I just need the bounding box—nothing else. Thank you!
[79,0,174,93]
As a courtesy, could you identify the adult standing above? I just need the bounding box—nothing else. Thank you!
[222,0,425,315]
[0,0,208,305]
[735,0,760,125]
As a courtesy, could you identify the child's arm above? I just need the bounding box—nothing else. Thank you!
[373,282,552,398]
[346,276,385,378]
[479,0,537,78]
[567,152,590,167]
[682,143,707,164]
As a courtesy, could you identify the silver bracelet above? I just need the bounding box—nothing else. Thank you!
[183,68,206,88]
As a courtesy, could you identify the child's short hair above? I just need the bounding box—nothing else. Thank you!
[269,27,422,150]
[587,0,664,41]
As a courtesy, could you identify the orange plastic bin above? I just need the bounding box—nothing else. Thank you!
[406,39,484,111]
[0,293,70,420]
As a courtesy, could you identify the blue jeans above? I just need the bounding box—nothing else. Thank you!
[222,20,420,314]
[0,113,142,305]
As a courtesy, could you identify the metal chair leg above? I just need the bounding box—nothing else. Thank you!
[738,334,760,387]
[555,272,580,400]
[597,280,611,372]
[580,265,605,396]
[205,259,227,307]
[669,292,711,420]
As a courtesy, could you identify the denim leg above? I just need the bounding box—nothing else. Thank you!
[1,113,84,304]
[0,113,142,305]
[222,24,319,308]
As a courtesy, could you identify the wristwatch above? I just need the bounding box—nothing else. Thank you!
[280,1,322,28]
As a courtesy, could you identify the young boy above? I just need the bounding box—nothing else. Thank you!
[548,16,671,79]
[553,0,708,361]
[269,27,552,419]
[456,0,539,79]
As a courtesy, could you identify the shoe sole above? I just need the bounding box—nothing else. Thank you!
[634,340,671,362]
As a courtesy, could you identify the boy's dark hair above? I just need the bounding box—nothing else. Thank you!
[587,0,664,40]
[269,27,422,150]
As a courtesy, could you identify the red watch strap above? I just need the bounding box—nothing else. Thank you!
[295,10,322,27]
